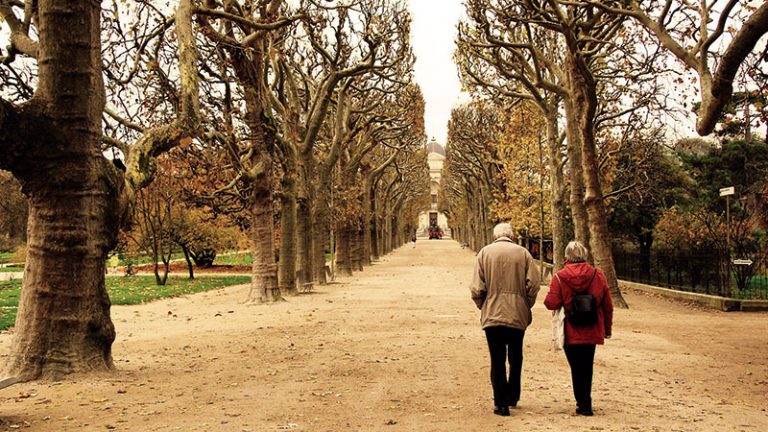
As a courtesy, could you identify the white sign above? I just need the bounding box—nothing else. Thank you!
[719,187,735,196]
[732,259,753,266]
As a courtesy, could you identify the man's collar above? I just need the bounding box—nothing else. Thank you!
[493,236,516,243]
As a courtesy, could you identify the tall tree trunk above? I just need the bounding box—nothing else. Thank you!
[567,64,628,308]
[545,111,567,271]
[248,181,281,303]
[296,158,315,290]
[230,46,281,303]
[312,181,331,284]
[9,168,119,380]
[279,171,298,296]
[370,184,381,260]
[361,178,373,266]
[383,207,392,255]
[336,225,353,276]
[296,194,314,290]
[4,0,117,381]
[351,226,363,271]
[564,97,591,252]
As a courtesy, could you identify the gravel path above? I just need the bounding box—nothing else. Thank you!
[0,240,765,431]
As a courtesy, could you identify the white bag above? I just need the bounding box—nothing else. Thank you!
[551,307,565,351]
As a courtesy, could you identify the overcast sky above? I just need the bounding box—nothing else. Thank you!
[409,0,468,145]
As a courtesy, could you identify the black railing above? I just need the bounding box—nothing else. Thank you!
[613,248,768,300]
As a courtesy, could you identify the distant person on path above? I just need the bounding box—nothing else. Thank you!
[412,235,417,248]
[544,241,613,416]
[469,223,540,416]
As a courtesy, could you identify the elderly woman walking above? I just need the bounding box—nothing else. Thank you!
[544,241,613,416]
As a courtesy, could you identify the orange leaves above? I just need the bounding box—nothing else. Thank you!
[179,136,194,147]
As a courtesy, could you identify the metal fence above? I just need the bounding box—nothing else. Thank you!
[613,249,768,300]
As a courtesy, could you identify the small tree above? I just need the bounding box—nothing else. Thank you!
[171,209,241,278]
[127,181,175,286]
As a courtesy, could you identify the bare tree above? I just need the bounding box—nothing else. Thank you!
[583,0,768,135]
[0,0,201,380]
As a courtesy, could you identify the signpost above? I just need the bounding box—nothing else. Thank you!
[720,186,735,296]
[732,259,753,266]
[719,187,735,196]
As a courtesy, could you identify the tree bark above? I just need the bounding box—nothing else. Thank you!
[248,181,281,303]
[229,43,281,303]
[296,194,314,290]
[181,245,195,279]
[278,171,298,296]
[566,60,628,308]
[564,97,591,252]
[370,181,381,261]
[1,0,202,380]
[352,226,364,271]
[544,110,567,271]
[335,225,353,276]
[361,176,373,266]
[2,0,118,380]
[312,180,331,284]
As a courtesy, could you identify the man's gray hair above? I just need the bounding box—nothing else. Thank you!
[565,240,589,262]
[492,223,515,240]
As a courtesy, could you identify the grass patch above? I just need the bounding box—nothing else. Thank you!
[0,264,23,273]
[0,252,14,264]
[107,275,251,304]
[0,281,20,307]
[215,252,253,266]
[0,308,16,330]
[0,275,251,329]
[0,267,22,273]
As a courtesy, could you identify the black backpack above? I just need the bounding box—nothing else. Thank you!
[557,270,598,327]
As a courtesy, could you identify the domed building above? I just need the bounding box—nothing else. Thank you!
[417,139,450,238]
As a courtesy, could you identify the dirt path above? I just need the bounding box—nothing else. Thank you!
[0,240,766,431]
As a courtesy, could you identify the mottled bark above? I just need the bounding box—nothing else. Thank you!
[351,227,364,271]
[566,59,628,308]
[0,0,201,381]
[335,225,353,276]
[296,194,314,290]
[229,41,281,303]
[278,171,298,296]
[544,111,566,271]
[361,177,373,266]
[312,181,331,284]
[564,97,590,252]
[248,181,281,303]
[3,0,116,381]
[368,184,381,261]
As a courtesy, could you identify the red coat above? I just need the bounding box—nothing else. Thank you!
[544,262,613,345]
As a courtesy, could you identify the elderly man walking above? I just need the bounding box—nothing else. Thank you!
[470,223,540,416]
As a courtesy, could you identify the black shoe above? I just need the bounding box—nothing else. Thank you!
[494,406,510,416]
[575,407,593,416]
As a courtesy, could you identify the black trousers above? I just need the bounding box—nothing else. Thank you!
[564,344,596,410]
[484,326,525,406]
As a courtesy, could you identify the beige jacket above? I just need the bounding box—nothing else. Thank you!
[469,237,541,330]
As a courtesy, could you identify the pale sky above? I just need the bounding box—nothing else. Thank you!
[409,0,468,145]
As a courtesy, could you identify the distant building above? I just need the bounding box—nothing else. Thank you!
[418,138,450,237]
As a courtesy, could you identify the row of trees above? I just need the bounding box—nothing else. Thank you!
[443,0,768,308]
[0,0,428,380]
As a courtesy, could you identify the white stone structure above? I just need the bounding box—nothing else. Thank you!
[417,139,449,237]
